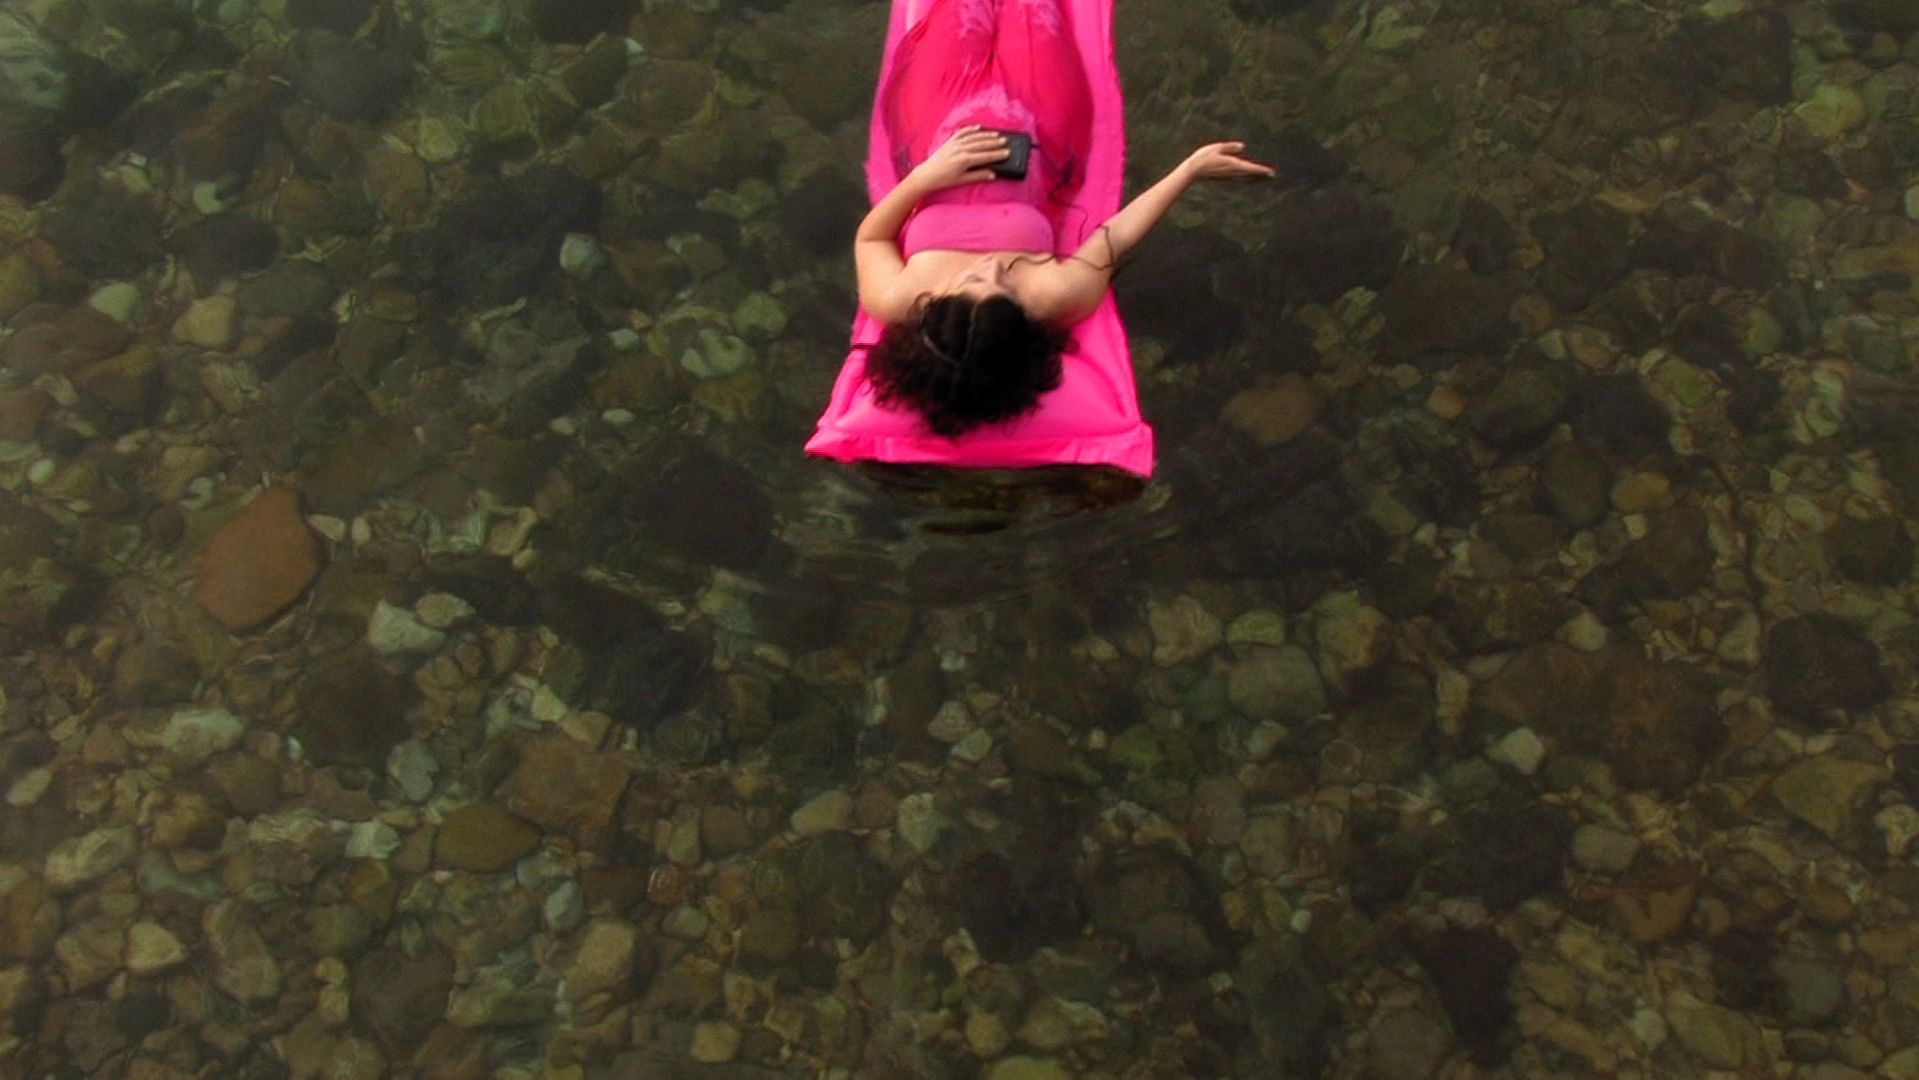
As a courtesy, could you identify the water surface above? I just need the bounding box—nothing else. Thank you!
[1,0,1917,1077]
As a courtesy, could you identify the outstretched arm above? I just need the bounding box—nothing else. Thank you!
[853,175,930,321]
[854,127,1012,321]
[1033,141,1275,326]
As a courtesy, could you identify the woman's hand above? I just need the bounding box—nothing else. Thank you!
[1180,141,1276,181]
[907,125,1010,192]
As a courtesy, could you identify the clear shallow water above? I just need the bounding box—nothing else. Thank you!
[1,0,1918,1077]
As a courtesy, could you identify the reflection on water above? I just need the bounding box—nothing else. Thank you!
[2,0,1918,1076]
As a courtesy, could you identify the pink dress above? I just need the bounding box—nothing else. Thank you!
[804,0,1155,478]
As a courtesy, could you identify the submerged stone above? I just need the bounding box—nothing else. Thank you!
[1266,187,1404,303]
[531,0,628,42]
[1834,0,1919,33]
[1763,616,1891,723]
[1613,853,1698,944]
[174,214,281,284]
[436,802,539,873]
[1795,85,1868,140]
[288,33,408,123]
[3,307,128,377]
[125,922,186,976]
[1147,593,1222,665]
[1828,516,1913,587]
[737,909,800,970]
[1360,1005,1452,1080]
[1088,848,1220,975]
[1220,374,1322,447]
[1618,506,1714,600]
[505,734,630,846]
[1591,651,1720,794]
[41,184,165,278]
[45,826,138,891]
[1468,363,1575,450]
[1226,645,1325,722]
[1570,824,1639,874]
[566,918,638,1006]
[286,0,374,34]
[986,1058,1071,1080]
[291,647,416,770]
[1452,197,1514,274]
[1111,226,1244,359]
[1772,755,1887,839]
[0,13,68,112]
[1675,11,1792,104]
[0,107,62,200]
[1411,927,1517,1065]
[113,640,200,706]
[160,707,245,760]
[1382,266,1514,357]
[1632,205,1783,290]
[1532,202,1632,311]
[1572,373,1673,465]
[1666,993,1770,1070]
[1427,786,1568,910]
[0,250,42,321]
[205,901,280,1002]
[192,487,323,632]
[1771,956,1844,1025]
[352,947,453,1050]
[792,833,891,943]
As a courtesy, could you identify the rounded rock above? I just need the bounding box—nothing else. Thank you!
[45,826,139,891]
[689,1020,741,1063]
[1570,824,1640,874]
[1794,84,1867,138]
[125,921,187,975]
[788,789,852,836]
[986,1057,1073,1080]
[172,295,238,349]
[160,707,245,760]
[87,282,142,323]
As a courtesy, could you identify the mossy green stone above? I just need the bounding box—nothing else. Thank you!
[1108,724,1164,773]
[0,250,42,322]
[1794,84,1867,138]
[471,82,534,146]
[986,1057,1072,1080]
[1654,359,1716,410]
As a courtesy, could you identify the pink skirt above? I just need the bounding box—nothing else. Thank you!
[882,0,1092,211]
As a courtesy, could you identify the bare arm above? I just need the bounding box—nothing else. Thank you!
[1033,141,1275,326]
[854,174,931,322]
[854,127,1012,322]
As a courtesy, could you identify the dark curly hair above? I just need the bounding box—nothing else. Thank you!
[861,294,1068,438]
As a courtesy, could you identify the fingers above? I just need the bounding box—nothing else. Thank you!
[1195,140,1277,179]
[950,127,1007,147]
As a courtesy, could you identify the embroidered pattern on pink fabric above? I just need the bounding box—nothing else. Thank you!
[1015,0,1064,36]
[929,84,1039,150]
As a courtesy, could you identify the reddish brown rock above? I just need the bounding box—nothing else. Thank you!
[435,802,540,873]
[0,388,52,442]
[1613,855,1698,944]
[0,307,127,376]
[1221,373,1323,447]
[504,734,631,846]
[192,487,324,632]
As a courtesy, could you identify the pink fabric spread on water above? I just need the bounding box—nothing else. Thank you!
[804,0,1154,478]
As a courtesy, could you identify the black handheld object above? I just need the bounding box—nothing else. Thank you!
[990,130,1033,180]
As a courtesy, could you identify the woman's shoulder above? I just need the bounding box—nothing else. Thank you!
[1019,257,1108,327]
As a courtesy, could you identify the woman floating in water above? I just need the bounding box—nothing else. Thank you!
[807,0,1272,480]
